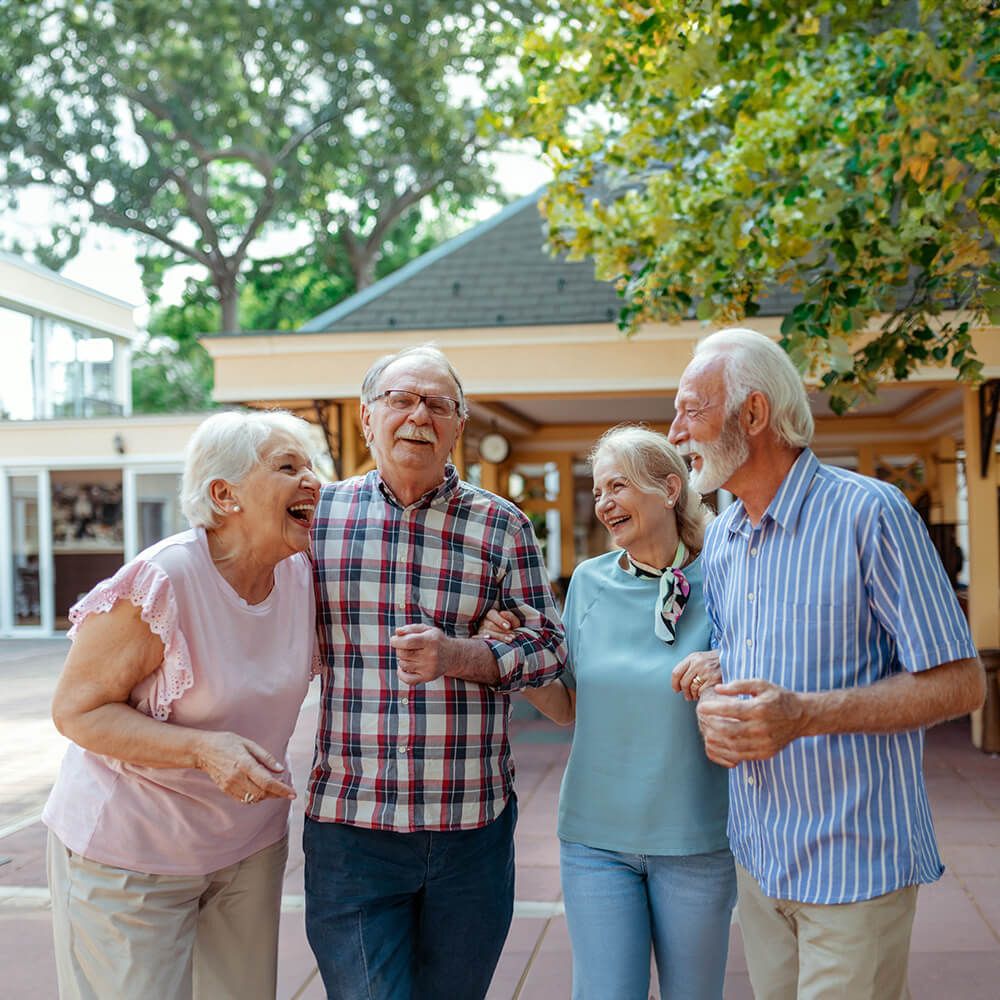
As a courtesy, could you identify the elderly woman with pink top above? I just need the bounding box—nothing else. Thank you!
[42,410,320,1000]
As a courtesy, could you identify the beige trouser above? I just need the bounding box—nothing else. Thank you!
[47,831,288,1000]
[736,863,917,1000]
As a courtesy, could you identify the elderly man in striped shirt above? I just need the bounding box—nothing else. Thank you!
[669,328,985,1000]
[303,344,567,1000]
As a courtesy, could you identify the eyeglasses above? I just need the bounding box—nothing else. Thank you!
[372,389,462,419]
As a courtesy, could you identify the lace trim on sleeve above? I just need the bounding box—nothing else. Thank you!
[68,559,194,721]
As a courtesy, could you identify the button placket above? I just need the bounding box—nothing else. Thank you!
[395,509,414,756]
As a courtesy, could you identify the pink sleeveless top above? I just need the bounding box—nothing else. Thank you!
[42,528,315,876]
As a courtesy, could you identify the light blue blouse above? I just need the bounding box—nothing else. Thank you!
[557,550,730,856]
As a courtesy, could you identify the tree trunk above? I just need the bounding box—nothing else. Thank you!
[215,273,241,333]
[353,250,377,291]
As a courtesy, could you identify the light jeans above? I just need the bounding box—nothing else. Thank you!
[560,839,736,1000]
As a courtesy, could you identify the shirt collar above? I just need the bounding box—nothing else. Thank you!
[726,448,819,537]
[373,463,460,509]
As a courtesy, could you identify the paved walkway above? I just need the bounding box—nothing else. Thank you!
[1,638,999,998]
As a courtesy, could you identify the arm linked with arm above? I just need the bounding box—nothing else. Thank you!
[482,513,567,693]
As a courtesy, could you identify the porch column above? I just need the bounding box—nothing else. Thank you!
[962,386,1000,748]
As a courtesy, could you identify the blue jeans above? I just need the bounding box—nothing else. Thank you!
[560,839,736,1000]
[304,796,516,1000]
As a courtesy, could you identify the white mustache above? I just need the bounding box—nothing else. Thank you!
[395,424,437,444]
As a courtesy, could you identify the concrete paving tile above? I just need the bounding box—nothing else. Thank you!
[277,911,318,1000]
[486,952,531,1000]
[517,943,572,998]
[725,921,747,973]
[962,874,1000,935]
[291,968,327,999]
[0,911,57,998]
[723,970,755,999]
[934,817,1000,845]
[943,843,1000,876]
[516,831,561,867]
[910,875,998,952]
[908,951,1000,1000]
[515,863,563,902]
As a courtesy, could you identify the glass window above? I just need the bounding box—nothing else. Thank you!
[136,473,185,551]
[9,475,41,626]
[0,307,36,419]
[51,470,124,629]
[47,324,121,418]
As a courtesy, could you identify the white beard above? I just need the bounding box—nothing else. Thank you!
[686,419,749,495]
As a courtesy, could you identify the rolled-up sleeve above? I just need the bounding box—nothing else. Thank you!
[485,515,567,692]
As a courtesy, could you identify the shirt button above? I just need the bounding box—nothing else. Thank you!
[746,774,756,786]
[745,638,753,648]
[750,547,758,557]
[747,592,755,602]
[400,697,409,706]
[398,746,408,755]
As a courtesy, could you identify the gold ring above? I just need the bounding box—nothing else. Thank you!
[242,792,254,804]
[693,674,703,687]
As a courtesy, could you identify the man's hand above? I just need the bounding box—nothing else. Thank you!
[671,649,722,701]
[696,678,809,768]
[391,624,454,686]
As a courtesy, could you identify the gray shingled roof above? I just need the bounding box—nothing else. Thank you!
[301,189,799,334]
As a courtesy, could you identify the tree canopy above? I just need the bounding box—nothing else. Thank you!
[0,0,546,331]
[497,0,1000,410]
[131,212,446,412]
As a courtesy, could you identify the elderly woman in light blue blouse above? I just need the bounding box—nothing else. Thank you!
[483,425,735,1000]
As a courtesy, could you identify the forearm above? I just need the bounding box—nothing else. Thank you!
[799,657,986,737]
[522,680,575,725]
[442,637,502,686]
[55,701,211,771]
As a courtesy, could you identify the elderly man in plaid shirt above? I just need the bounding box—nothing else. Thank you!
[304,344,567,1000]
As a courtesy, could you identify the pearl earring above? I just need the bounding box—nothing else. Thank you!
[232,504,241,513]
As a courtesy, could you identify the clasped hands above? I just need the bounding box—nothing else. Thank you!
[693,676,809,768]
[391,623,457,685]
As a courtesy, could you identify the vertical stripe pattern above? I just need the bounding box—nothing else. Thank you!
[308,466,567,832]
[703,450,976,903]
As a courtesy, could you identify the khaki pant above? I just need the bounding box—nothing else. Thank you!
[48,832,288,1000]
[736,863,917,1000]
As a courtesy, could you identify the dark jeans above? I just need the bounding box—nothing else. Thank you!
[304,796,517,1000]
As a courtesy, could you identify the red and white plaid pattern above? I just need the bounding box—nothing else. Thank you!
[307,467,567,831]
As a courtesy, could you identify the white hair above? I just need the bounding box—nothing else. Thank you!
[360,343,468,417]
[181,410,315,528]
[590,424,712,553]
[693,328,814,448]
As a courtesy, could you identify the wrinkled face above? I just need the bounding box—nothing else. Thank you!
[669,358,749,494]
[591,453,676,559]
[233,431,320,559]
[361,356,465,486]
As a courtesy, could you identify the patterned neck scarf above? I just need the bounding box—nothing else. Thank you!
[622,540,690,644]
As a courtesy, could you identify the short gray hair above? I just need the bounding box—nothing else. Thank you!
[590,424,712,553]
[360,343,469,418]
[694,328,814,448]
[181,410,316,528]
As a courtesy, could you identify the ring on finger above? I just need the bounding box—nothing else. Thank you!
[242,791,255,804]
[692,674,703,688]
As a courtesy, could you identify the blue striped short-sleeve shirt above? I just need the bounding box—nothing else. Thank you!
[703,449,977,904]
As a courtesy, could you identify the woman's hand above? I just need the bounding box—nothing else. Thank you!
[671,649,723,701]
[52,600,294,803]
[475,609,520,640]
[194,731,295,804]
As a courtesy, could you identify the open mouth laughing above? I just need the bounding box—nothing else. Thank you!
[287,502,315,525]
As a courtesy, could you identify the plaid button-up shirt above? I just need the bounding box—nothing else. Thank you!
[307,466,567,831]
